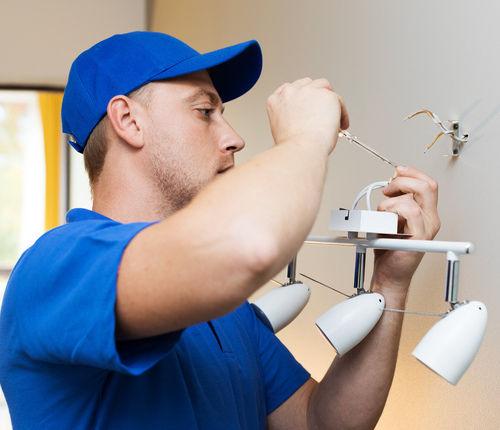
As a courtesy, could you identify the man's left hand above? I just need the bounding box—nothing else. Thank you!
[371,165,440,298]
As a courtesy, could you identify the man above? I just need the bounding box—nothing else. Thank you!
[0,32,439,429]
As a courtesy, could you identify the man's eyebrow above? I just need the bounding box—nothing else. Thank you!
[185,88,225,113]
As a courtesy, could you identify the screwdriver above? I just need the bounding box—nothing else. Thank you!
[339,130,398,168]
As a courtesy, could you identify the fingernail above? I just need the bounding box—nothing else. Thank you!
[397,165,408,173]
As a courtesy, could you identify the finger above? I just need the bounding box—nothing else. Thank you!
[387,166,438,193]
[308,77,334,91]
[274,78,315,94]
[337,94,350,130]
[306,79,349,128]
[383,167,438,212]
[378,195,427,238]
[305,79,350,128]
[396,165,438,184]
[379,193,440,240]
[384,177,438,212]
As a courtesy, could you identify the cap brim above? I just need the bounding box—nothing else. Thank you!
[151,40,262,103]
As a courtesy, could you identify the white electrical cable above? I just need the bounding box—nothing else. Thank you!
[351,181,390,211]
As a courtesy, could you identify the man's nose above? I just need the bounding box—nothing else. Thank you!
[218,120,245,154]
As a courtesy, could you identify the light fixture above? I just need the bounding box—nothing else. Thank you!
[308,237,486,385]
[251,281,310,333]
[315,291,384,356]
[314,246,385,356]
[410,250,488,384]
[252,257,311,333]
[251,175,485,384]
[412,301,487,385]
[252,233,486,385]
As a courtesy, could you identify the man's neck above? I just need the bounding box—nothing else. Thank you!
[91,177,174,223]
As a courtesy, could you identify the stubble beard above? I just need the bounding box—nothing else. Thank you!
[149,140,207,219]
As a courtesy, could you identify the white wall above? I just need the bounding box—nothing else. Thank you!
[0,0,147,87]
[151,1,500,428]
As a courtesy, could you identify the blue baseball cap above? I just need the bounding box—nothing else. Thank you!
[61,31,263,153]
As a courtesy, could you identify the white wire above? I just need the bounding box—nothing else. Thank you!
[351,181,390,211]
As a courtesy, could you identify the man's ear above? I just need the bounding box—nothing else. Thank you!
[107,95,145,149]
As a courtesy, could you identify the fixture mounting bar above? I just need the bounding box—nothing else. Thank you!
[305,236,475,255]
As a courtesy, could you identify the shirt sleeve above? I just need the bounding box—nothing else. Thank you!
[247,302,311,414]
[13,217,181,375]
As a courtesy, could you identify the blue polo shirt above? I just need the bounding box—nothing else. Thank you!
[0,209,310,429]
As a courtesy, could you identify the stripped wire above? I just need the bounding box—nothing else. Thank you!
[403,109,468,153]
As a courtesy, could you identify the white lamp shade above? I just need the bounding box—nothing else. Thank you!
[315,292,385,356]
[412,301,487,385]
[251,283,311,333]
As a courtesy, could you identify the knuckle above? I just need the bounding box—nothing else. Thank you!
[266,97,275,113]
[317,77,331,86]
[429,178,438,193]
[409,205,421,218]
[399,198,421,219]
[401,194,414,203]
[420,179,438,195]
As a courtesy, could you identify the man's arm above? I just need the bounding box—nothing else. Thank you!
[115,78,349,340]
[267,166,440,430]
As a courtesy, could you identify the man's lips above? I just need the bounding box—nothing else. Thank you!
[217,165,234,174]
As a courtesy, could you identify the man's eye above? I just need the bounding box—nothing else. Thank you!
[200,109,212,117]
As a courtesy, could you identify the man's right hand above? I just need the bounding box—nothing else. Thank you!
[266,78,349,155]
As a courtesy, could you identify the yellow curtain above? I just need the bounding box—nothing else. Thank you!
[38,92,63,231]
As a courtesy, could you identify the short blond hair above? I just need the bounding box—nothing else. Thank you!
[83,83,156,192]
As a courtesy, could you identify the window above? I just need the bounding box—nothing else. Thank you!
[0,87,65,429]
[0,87,68,278]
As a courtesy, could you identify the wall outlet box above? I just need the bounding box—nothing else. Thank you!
[330,209,398,234]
